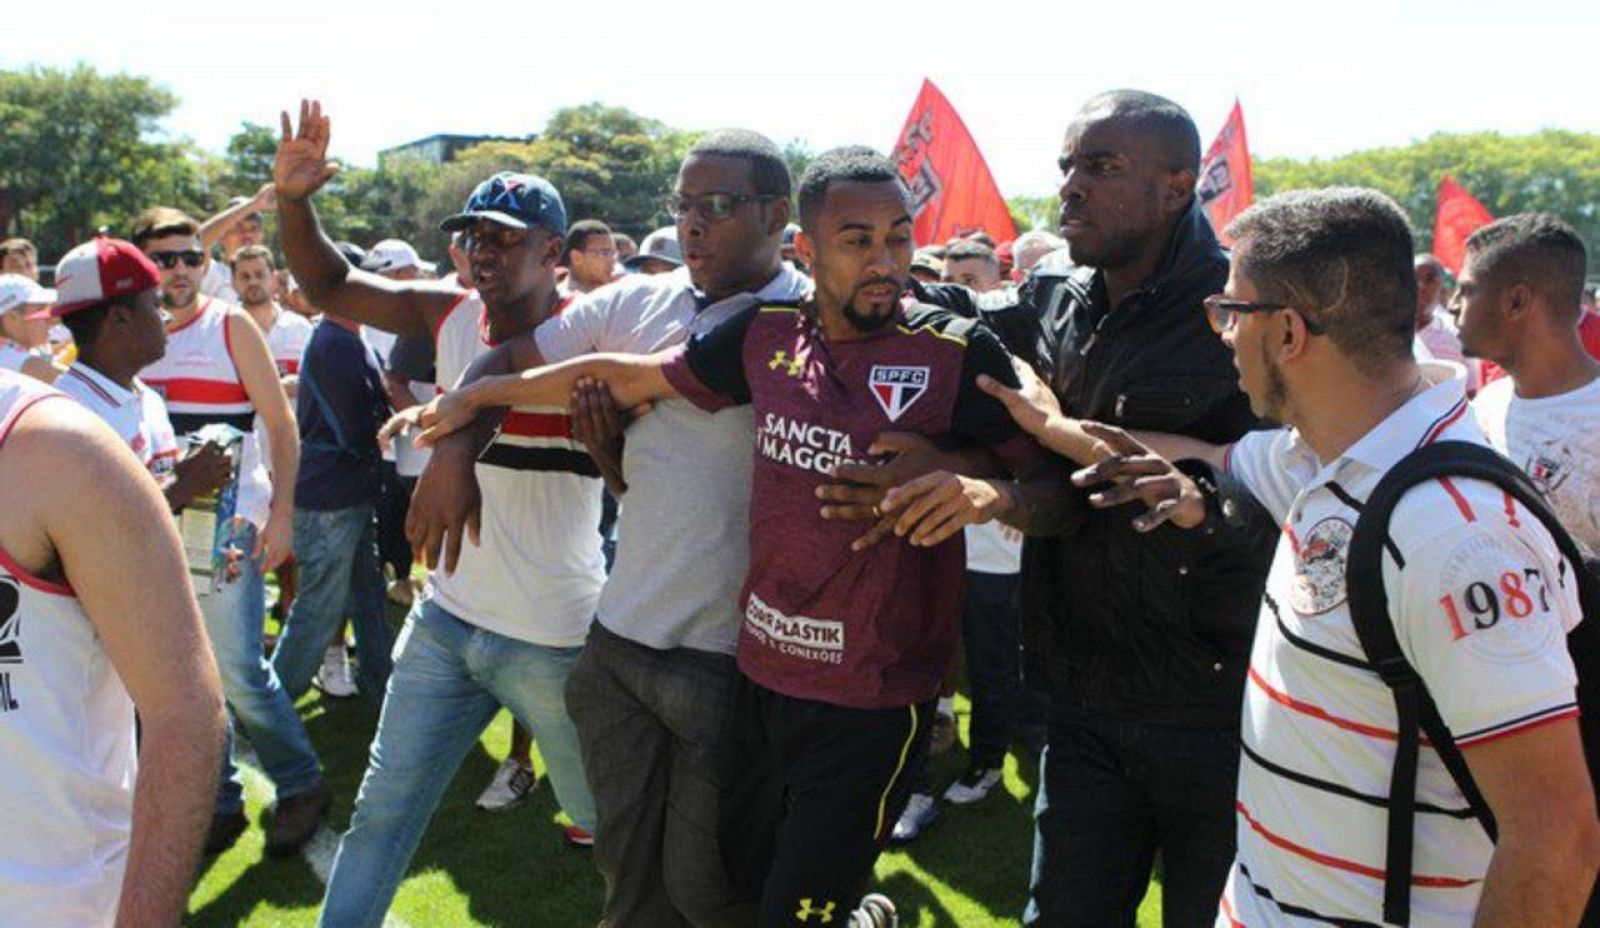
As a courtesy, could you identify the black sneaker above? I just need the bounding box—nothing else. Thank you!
[265,783,330,858]
[204,809,249,855]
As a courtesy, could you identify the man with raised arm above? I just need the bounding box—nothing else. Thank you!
[399,125,813,927]
[415,146,1066,926]
[274,100,600,927]
[0,365,224,926]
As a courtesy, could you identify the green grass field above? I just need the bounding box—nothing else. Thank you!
[186,604,1163,926]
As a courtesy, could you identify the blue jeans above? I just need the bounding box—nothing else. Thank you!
[271,504,394,700]
[1024,709,1238,927]
[964,570,1024,768]
[319,598,597,928]
[204,520,322,814]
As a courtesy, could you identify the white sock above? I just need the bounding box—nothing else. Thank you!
[937,696,955,717]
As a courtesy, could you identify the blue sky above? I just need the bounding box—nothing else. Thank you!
[12,0,1596,197]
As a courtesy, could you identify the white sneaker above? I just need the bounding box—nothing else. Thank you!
[889,792,937,845]
[942,766,1002,805]
[476,759,537,810]
[386,578,414,606]
[313,644,357,699]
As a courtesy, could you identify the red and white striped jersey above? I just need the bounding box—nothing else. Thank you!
[1216,379,1581,927]
[0,371,137,926]
[140,298,253,435]
[423,290,604,647]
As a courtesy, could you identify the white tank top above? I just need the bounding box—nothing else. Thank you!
[140,298,254,434]
[0,371,137,926]
[236,308,314,527]
[425,291,605,646]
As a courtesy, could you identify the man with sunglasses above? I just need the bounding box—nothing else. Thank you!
[130,206,324,858]
[274,100,601,927]
[397,127,809,926]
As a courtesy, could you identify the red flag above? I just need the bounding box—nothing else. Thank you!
[1432,176,1494,275]
[1198,100,1252,245]
[891,80,1016,247]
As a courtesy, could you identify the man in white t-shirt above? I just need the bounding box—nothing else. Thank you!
[986,189,1600,926]
[1459,215,1600,559]
[49,239,231,507]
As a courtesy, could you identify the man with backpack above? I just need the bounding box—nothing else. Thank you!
[980,187,1600,926]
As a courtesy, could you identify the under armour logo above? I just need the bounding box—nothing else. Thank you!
[768,349,804,377]
[795,898,836,923]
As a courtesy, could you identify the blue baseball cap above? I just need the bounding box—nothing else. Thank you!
[440,172,567,235]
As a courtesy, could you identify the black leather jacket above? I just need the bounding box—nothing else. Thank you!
[1020,202,1275,725]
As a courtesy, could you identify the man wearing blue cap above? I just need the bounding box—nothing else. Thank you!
[275,100,603,927]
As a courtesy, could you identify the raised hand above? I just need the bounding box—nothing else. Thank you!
[274,99,340,201]
[978,356,1062,439]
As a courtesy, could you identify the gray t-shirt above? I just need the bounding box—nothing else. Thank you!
[535,264,810,653]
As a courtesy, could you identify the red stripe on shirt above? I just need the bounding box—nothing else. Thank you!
[500,411,573,439]
[1218,891,1245,928]
[1502,492,1521,528]
[1437,477,1477,523]
[0,544,74,596]
[66,367,119,406]
[1248,667,1400,741]
[1419,396,1468,447]
[146,378,251,405]
[1236,802,1477,888]
[1458,708,1580,749]
[1283,523,1301,556]
[165,298,212,336]
[431,292,471,347]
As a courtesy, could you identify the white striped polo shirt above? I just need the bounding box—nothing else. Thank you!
[56,363,179,480]
[1216,378,1581,927]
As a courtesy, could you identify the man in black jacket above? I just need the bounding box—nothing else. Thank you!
[1000,90,1275,926]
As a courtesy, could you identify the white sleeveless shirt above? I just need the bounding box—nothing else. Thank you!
[0,371,137,927]
[424,291,604,646]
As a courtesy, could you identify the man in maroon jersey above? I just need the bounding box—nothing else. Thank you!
[414,146,1070,926]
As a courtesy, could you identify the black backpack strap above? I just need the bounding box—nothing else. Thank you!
[1346,440,1600,925]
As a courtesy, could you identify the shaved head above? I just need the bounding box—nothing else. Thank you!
[1071,89,1201,176]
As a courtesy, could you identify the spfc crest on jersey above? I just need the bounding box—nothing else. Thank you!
[869,366,929,421]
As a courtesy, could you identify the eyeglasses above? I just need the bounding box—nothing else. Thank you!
[1203,294,1325,335]
[579,247,618,259]
[147,249,206,270]
[664,192,781,222]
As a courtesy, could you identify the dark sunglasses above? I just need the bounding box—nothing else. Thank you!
[1203,294,1325,335]
[664,192,781,222]
[148,249,206,269]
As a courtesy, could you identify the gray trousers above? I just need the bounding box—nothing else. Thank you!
[565,621,748,928]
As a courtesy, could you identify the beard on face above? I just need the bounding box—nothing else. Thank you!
[160,282,197,310]
[841,299,895,333]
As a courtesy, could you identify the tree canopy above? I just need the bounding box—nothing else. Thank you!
[4,64,1596,272]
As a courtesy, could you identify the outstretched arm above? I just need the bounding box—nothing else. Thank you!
[275,99,457,337]
[418,351,677,444]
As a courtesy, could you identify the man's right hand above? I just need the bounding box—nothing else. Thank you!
[1069,422,1209,532]
[405,437,482,575]
[275,99,340,202]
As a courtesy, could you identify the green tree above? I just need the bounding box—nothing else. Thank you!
[1006,195,1057,233]
[1253,130,1600,255]
[221,121,279,197]
[0,64,208,261]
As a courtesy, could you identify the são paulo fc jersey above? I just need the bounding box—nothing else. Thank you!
[663,301,1043,709]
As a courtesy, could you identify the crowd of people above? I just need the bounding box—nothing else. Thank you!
[3,87,1600,928]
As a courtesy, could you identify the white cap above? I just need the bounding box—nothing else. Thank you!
[365,239,422,274]
[0,273,56,315]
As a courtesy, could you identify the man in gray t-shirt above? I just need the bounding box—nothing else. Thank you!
[414,132,806,927]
